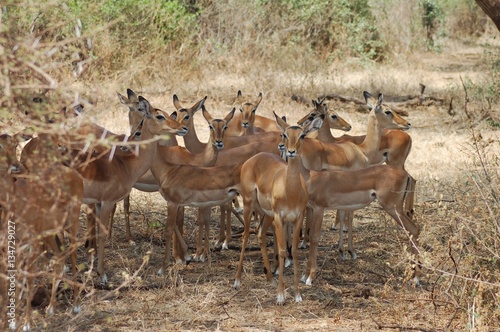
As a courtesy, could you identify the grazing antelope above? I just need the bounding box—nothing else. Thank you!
[234,113,321,305]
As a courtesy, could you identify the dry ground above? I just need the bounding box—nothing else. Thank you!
[24,42,500,331]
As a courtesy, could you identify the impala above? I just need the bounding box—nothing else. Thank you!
[150,145,243,273]
[225,90,280,136]
[71,96,188,284]
[163,105,236,261]
[0,133,84,331]
[234,113,321,305]
[303,164,420,285]
[298,93,414,259]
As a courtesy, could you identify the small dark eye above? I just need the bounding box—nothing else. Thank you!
[209,125,214,131]
[252,108,256,113]
[239,108,243,113]
[156,115,166,120]
[223,126,227,130]
[184,115,190,120]
[299,133,306,140]
[385,111,392,115]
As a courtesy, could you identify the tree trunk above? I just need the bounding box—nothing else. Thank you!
[475,0,500,32]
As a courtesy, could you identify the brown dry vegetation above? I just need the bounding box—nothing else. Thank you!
[1,0,499,331]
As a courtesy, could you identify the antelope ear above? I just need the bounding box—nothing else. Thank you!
[127,88,138,102]
[173,94,182,110]
[255,92,263,106]
[192,95,207,113]
[304,116,322,135]
[138,96,151,115]
[170,111,178,121]
[202,105,213,123]
[363,91,377,109]
[117,91,128,105]
[224,107,236,125]
[236,90,243,103]
[274,111,289,132]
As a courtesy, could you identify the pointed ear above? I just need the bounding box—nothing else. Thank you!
[236,90,243,104]
[138,96,151,115]
[255,92,263,106]
[304,116,322,135]
[117,91,128,105]
[192,95,207,113]
[223,107,236,125]
[312,99,318,108]
[202,105,213,123]
[127,89,138,103]
[363,91,377,109]
[170,111,178,121]
[173,94,182,110]
[274,111,289,132]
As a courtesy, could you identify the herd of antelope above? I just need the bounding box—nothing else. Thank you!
[0,89,420,330]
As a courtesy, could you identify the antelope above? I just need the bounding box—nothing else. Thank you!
[297,93,414,259]
[70,96,188,284]
[0,133,84,331]
[303,164,420,285]
[234,113,321,305]
[225,90,280,136]
[150,143,243,273]
[162,105,236,261]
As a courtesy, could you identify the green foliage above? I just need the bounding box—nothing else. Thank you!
[421,0,444,50]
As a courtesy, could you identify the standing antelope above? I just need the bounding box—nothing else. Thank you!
[234,113,321,305]
[296,92,412,260]
[72,96,188,284]
[0,133,83,331]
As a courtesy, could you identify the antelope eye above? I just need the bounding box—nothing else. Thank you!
[239,108,243,113]
[223,126,227,130]
[331,114,338,119]
[384,110,392,115]
[209,125,214,131]
[156,114,166,120]
[252,108,256,113]
[183,115,190,120]
[299,133,306,140]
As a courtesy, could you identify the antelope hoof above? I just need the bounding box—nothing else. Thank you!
[73,305,82,314]
[350,251,358,260]
[46,305,55,316]
[295,294,303,303]
[284,258,292,268]
[221,241,229,250]
[9,321,16,331]
[233,279,241,289]
[100,274,108,285]
[128,239,137,246]
[193,254,206,262]
[22,323,31,332]
[340,252,347,261]
[157,268,165,275]
[276,293,286,305]
[299,241,308,249]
